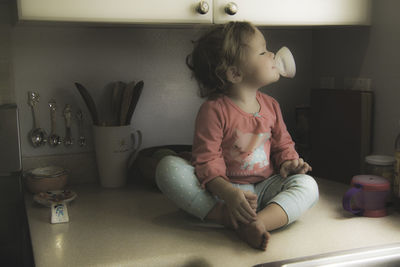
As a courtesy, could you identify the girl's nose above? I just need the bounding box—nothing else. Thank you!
[270,51,275,58]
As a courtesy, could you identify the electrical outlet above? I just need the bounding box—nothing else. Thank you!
[344,78,372,91]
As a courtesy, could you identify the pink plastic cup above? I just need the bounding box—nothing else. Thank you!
[342,175,390,217]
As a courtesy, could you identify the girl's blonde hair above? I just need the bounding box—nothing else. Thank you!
[186,21,256,99]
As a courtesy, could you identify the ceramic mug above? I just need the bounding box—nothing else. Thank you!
[93,125,142,188]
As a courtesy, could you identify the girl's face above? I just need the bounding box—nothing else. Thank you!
[240,28,280,88]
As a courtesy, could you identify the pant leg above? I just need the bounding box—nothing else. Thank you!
[231,183,255,193]
[255,174,319,225]
[155,155,218,220]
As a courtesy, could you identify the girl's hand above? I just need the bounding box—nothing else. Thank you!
[280,158,312,178]
[246,192,258,212]
[222,188,257,229]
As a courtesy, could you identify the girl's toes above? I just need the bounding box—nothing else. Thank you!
[260,232,269,250]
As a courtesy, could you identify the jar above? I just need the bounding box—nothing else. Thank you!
[365,155,395,186]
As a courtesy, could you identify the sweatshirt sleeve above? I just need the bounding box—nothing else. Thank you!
[192,101,230,189]
[270,98,299,169]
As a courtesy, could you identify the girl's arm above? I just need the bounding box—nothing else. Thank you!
[269,98,299,169]
[192,101,230,188]
[207,177,257,229]
[206,176,234,199]
[193,101,256,227]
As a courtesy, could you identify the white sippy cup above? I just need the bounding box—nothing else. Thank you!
[274,46,296,78]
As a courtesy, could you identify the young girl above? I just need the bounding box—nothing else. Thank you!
[155,21,318,251]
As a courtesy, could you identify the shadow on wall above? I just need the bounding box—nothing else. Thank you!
[311,27,371,89]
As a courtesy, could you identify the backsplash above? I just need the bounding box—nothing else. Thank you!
[7,1,400,171]
[312,0,400,155]
[0,1,13,104]
[11,24,312,158]
[22,152,98,184]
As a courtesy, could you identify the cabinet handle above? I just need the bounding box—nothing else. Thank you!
[197,1,210,15]
[225,2,238,15]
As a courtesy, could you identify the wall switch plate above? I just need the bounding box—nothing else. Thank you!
[51,202,69,224]
[344,77,372,91]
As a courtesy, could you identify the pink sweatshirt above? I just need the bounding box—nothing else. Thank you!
[192,91,299,188]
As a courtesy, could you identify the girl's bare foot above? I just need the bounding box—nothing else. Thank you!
[236,220,270,251]
[217,202,236,229]
[206,202,236,229]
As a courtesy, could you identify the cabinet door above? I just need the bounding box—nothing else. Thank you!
[17,0,213,24]
[214,0,371,26]
[310,89,373,183]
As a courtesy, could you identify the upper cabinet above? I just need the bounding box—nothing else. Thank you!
[17,0,371,26]
[17,0,213,24]
[214,0,371,26]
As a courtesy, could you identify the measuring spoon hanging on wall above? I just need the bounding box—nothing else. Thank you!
[76,109,86,147]
[63,104,73,147]
[27,91,47,147]
[48,99,62,147]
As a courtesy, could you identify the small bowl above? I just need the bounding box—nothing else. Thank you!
[24,166,68,194]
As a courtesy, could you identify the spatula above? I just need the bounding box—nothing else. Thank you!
[119,81,136,126]
[125,81,144,126]
[111,81,126,126]
[74,82,100,125]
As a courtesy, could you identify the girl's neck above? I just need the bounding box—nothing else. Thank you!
[228,84,258,103]
[228,85,260,114]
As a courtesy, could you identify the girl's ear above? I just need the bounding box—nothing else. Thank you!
[226,66,243,84]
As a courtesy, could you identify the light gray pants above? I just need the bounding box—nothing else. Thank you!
[155,156,319,225]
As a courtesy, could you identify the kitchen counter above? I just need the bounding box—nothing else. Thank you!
[25,177,400,267]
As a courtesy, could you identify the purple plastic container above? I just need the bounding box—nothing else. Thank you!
[343,175,390,217]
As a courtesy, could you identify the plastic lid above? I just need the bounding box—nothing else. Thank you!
[365,155,395,166]
[351,175,390,191]
[275,46,296,78]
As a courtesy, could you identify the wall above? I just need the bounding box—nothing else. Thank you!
[312,0,400,156]
[9,1,397,178]
[11,24,312,160]
[0,0,13,104]
[6,1,399,183]
[13,25,203,157]
[0,2,33,265]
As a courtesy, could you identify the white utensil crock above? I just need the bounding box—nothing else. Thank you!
[93,125,142,188]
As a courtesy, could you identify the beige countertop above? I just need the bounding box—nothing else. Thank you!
[25,177,400,267]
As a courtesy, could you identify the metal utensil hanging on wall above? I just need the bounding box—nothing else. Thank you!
[76,109,86,147]
[27,91,47,147]
[48,99,62,147]
[63,104,73,146]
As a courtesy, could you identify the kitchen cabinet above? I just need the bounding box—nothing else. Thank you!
[17,0,213,24]
[18,0,371,26]
[214,0,372,26]
[310,89,373,184]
